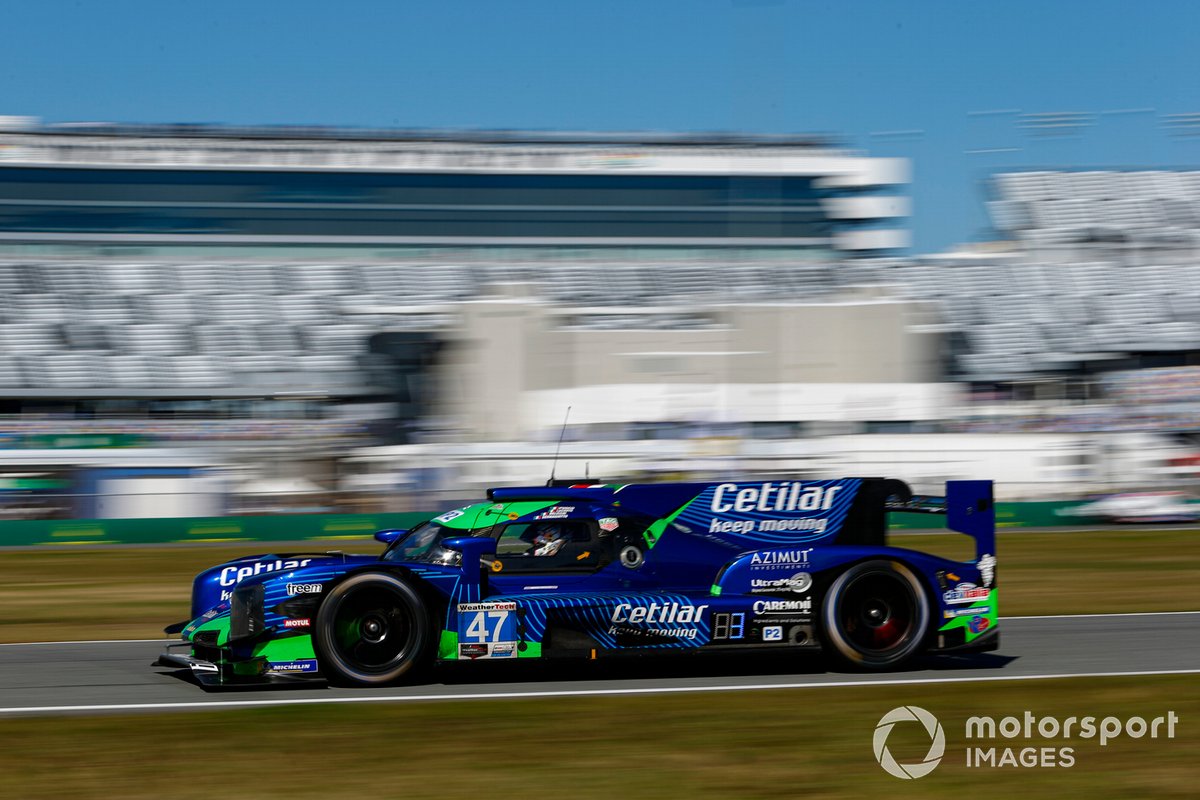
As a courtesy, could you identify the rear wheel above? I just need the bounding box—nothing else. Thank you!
[313,572,432,686]
[821,559,930,670]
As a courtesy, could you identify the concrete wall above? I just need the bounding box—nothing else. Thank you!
[438,290,945,440]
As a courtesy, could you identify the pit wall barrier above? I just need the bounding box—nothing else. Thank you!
[888,500,1086,531]
[0,512,431,547]
[0,501,1108,547]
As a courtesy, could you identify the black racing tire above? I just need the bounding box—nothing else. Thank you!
[312,571,432,687]
[820,559,931,671]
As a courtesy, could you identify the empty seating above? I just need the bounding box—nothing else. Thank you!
[0,323,62,354]
[119,324,192,356]
[2,252,1200,392]
[993,169,1200,245]
[0,357,24,387]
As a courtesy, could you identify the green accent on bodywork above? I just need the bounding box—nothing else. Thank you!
[440,629,541,660]
[188,615,232,647]
[252,634,316,662]
[642,502,691,548]
[438,629,459,660]
[232,659,265,676]
[937,589,999,643]
[436,500,559,531]
[710,584,722,596]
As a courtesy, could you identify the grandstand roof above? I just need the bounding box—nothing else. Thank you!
[4,119,839,149]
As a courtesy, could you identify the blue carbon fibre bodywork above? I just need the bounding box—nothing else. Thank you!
[169,478,998,682]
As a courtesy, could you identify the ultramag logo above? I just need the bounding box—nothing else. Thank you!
[874,706,946,779]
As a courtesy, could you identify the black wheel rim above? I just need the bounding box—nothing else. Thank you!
[837,569,917,654]
[329,585,419,674]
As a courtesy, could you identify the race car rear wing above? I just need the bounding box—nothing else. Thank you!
[884,480,995,562]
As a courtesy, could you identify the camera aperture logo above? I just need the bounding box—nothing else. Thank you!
[873,706,946,779]
[874,706,1181,778]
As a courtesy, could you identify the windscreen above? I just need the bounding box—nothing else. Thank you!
[381,521,495,565]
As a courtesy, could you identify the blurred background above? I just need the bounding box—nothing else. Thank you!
[2,1,1200,534]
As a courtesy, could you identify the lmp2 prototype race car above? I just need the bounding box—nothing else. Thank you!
[156,478,998,687]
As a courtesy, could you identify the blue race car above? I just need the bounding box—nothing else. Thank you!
[156,478,998,687]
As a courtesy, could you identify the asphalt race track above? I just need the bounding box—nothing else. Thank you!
[1,612,1197,716]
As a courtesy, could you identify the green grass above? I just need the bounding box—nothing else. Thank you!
[0,675,1195,798]
[1,529,1198,643]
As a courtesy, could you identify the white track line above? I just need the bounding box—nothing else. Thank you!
[2,611,1198,648]
[1004,610,1200,620]
[3,668,1200,715]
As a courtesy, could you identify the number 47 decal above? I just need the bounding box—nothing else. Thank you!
[464,610,510,643]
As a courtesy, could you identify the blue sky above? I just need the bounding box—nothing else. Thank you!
[4,1,1199,252]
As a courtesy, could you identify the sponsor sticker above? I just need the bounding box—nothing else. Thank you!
[711,482,844,514]
[219,558,314,587]
[458,642,518,660]
[535,505,574,520]
[944,583,990,604]
[749,572,813,595]
[609,601,708,640]
[943,605,992,619]
[978,553,996,588]
[750,549,814,567]
[268,659,318,673]
[969,615,991,634]
[459,643,489,659]
[598,517,619,532]
[285,582,322,596]
[491,642,518,657]
[753,597,813,615]
[282,618,311,629]
[457,601,518,612]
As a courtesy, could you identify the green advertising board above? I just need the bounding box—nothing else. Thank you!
[0,512,431,547]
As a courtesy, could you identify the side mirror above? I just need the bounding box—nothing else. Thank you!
[442,536,498,564]
[374,529,408,545]
[442,537,500,599]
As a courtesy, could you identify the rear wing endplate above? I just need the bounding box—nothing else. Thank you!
[886,480,995,561]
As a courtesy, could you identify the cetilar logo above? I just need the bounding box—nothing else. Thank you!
[873,706,945,779]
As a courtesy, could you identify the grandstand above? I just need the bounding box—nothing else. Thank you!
[0,258,885,397]
[863,258,1200,383]
[844,169,1200,388]
[0,260,469,396]
[989,170,1200,254]
[0,121,910,419]
[4,123,1200,509]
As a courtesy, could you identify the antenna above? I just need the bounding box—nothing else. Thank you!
[548,406,571,486]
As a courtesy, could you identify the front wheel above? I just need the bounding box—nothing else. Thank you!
[313,572,432,686]
[820,559,931,670]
